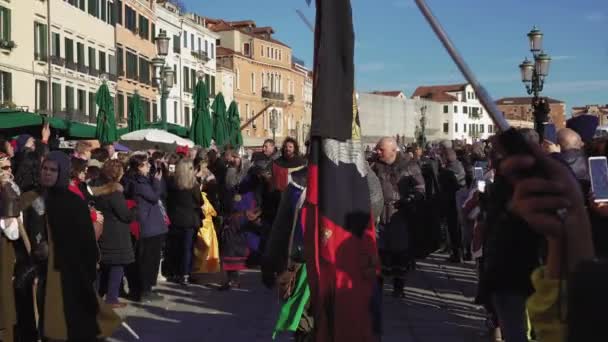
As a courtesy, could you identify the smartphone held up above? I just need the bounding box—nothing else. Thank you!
[589,156,608,203]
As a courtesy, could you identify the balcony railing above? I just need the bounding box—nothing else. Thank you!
[262,88,285,101]
[288,94,295,103]
[191,50,210,62]
[108,74,118,82]
[89,68,99,77]
[77,63,89,74]
[173,46,181,54]
[50,55,65,66]
[65,60,77,71]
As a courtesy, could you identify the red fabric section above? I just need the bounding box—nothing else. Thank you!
[69,181,97,223]
[127,200,140,240]
[68,181,84,200]
[304,144,379,342]
[272,163,290,191]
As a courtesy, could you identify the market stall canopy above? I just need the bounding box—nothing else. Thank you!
[0,109,110,139]
[120,129,194,147]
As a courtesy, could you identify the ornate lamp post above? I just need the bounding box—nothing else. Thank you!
[153,30,175,131]
[519,26,552,140]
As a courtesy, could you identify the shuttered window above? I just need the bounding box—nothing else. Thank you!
[88,47,96,70]
[65,38,74,63]
[65,86,75,112]
[99,51,106,73]
[34,22,48,61]
[0,6,11,42]
[52,83,61,112]
[89,92,97,118]
[126,51,137,79]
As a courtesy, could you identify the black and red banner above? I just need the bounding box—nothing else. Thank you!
[303,1,379,341]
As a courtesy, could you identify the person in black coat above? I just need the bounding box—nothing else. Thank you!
[36,151,120,340]
[166,159,203,285]
[91,159,135,308]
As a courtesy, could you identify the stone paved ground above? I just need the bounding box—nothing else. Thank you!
[108,253,487,342]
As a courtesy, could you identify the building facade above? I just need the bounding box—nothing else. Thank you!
[496,96,566,129]
[209,19,311,147]
[1,0,117,123]
[153,3,218,127]
[216,65,234,105]
[115,0,157,124]
[358,92,418,146]
[411,83,495,143]
[572,104,608,126]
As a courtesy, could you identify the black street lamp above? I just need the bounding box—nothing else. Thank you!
[153,30,175,131]
[519,26,552,140]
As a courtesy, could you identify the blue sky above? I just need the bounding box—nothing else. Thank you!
[185,0,608,111]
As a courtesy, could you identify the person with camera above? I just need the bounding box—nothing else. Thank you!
[123,154,168,302]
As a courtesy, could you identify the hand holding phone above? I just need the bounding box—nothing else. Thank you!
[588,157,608,203]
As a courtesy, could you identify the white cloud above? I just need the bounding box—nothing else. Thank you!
[392,0,415,9]
[358,62,386,72]
[586,12,606,22]
[545,79,608,94]
[552,55,576,61]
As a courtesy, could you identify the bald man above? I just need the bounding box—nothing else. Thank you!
[371,137,425,297]
[557,128,589,183]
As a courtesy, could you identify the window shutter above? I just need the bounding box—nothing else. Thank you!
[4,72,11,102]
[5,8,11,41]
[34,23,39,57]
[211,75,215,96]
[41,24,48,59]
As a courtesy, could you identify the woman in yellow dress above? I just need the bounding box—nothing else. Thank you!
[191,192,220,274]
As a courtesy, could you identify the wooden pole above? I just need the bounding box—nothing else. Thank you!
[240,103,272,131]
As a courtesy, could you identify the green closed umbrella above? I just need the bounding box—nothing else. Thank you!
[227,101,243,148]
[211,92,229,148]
[189,80,213,147]
[95,82,118,144]
[128,92,145,132]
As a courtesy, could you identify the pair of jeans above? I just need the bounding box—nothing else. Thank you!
[182,228,195,276]
[492,293,529,342]
[98,265,125,304]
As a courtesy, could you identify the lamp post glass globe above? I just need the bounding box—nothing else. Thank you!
[535,53,551,77]
[519,58,534,83]
[527,26,543,55]
[156,30,170,57]
[163,66,174,89]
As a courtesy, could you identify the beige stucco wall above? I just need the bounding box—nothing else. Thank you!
[0,0,116,113]
[116,0,157,121]
[0,0,40,110]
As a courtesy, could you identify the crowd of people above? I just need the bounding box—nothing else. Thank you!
[0,115,604,341]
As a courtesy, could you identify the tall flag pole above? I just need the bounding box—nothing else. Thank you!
[303,0,379,341]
